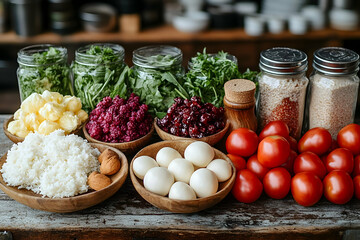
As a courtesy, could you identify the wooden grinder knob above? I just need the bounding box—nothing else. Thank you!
[224,79,256,107]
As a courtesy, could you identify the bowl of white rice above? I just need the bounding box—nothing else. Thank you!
[0,130,128,213]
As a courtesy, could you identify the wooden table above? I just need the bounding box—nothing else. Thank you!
[1,114,360,240]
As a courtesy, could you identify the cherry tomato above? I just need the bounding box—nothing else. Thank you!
[325,148,354,174]
[257,136,290,168]
[287,136,298,152]
[247,154,269,181]
[227,154,246,172]
[259,121,290,141]
[298,127,332,156]
[323,170,354,204]
[337,123,360,155]
[352,155,360,177]
[263,167,291,199]
[293,152,327,179]
[281,150,297,176]
[226,128,259,157]
[232,169,263,203]
[291,172,323,207]
[353,175,360,200]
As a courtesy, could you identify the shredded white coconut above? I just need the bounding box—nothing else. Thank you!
[1,130,100,198]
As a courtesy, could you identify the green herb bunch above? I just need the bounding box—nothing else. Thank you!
[18,47,72,101]
[73,45,129,112]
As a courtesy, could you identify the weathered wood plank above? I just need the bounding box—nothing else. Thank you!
[0,114,360,239]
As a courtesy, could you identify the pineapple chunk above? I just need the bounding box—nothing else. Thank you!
[14,109,25,121]
[7,119,30,138]
[21,93,46,114]
[42,90,63,104]
[76,109,88,123]
[37,120,61,135]
[24,113,41,131]
[58,111,80,133]
[38,102,64,122]
[63,96,82,112]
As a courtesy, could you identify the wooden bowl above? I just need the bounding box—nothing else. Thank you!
[130,140,236,213]
[83,123,155,155]
[154,118,229,146]
[0,143,128,213]
[3,116,85,144]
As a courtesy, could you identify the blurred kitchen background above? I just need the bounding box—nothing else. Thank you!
[0,0,359,118]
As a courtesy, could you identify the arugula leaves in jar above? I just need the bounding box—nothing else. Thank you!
[129,46,189,118]
[72,44,129,112]
[184,49,259,107]
[17,46,73,101]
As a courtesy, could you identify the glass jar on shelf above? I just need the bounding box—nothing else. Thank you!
[17,44,72,101]
[130,45,188,118]
[257,47,309,139]
[72,43,128,112]
[306,47,359,138]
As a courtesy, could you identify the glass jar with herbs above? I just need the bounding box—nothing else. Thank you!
[257,47,309,139]
[17,44,72,101]
[306,47,359,138]
[129,45,189,118]
[72,43,129,112]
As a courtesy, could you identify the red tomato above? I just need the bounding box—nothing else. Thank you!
[247,154,269,181]
[323,170,354,204]
[226,128,259,157]
[325,148,354,174]
[291,172,323,207]
[352,155,360,177]
[281,150,297,176]
[353,175,360,200]
[293,152,327,179]
[337,123,360,155]
[263,167,291,199]
[232,169,263,203]
[257,136,290,168]
[259,121,290,141]
[287,136,298,152]
[298,127,332,156]
[227,154,246,172]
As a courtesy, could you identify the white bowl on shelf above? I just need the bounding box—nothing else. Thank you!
[173,11,210,33]
[329,9,359,31]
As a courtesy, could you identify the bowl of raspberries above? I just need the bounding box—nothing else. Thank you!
[84,93,154,154]
[155,96,229,146]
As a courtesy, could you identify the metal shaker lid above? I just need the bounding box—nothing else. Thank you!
[259,47,308,75]
[313,47,359,75]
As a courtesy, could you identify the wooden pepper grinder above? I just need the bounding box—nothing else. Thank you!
[223,79,257,132]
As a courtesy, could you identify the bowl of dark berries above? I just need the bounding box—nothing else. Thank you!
[154,97,229,146]
[83,93,154,155]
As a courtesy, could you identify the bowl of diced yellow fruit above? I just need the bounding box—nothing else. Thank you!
[4,91,88,143]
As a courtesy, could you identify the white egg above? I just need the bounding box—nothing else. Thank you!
[156,147,182,167]
[168,182,196,200]
[206,159,232,182]
[143,167,174,196]
[184,141,214,167]
[189,168,218,198]
[168,158,194,184]
[132,156,159,180]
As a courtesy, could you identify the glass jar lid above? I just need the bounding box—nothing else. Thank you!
[259,47,308,75]
[313,47,359,75]
[132,45,182,69]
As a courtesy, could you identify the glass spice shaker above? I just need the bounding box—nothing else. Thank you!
[306,47,359,138]
[257,47,309,139]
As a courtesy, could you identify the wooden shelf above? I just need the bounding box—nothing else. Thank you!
[1,25,360,45]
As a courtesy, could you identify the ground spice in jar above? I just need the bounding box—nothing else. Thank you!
[307,47,360,138]
[257,47,309,139]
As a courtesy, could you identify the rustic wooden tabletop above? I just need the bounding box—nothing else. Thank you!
[1,114,360,240]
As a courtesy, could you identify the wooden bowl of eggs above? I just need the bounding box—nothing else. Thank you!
[154,119,230,146]
[130,140,236,213]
